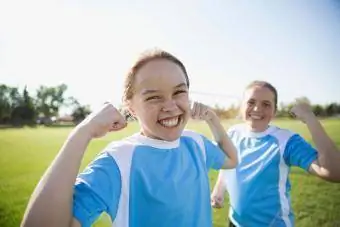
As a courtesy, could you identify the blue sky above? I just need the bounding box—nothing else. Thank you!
[1,0,339,113]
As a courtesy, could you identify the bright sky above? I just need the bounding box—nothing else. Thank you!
[1,0,340,114]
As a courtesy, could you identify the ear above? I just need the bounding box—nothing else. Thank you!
[122,102,137,122]
[128,107,136,117]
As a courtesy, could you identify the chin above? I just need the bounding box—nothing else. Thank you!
[159,127,185,141]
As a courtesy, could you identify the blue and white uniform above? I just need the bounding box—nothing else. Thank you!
[73,130,226,227]
[220,124,318,227]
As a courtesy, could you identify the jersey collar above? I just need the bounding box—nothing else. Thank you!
[129,132,180,149]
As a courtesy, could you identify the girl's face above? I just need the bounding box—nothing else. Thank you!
[128,59,190,141]
[241,86,276,132]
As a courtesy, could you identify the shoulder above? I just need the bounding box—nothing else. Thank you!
[101,135,145,167]
[182,129,204,140]
[104,136,136,154]
[266,125,301,151]
[181,129,207,148]
[226,123,246,134]
[268,125,296,141]
[225,124,251,141]
[181,129,219,144]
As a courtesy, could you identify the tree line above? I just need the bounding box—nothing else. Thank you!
[0,84,91,126]
[0,84,339,126]
[213,96,340,119]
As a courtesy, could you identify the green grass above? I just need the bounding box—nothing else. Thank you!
[0,119,340,227]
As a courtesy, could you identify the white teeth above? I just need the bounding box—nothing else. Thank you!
[159,117,179,127]
[250,115,262,120]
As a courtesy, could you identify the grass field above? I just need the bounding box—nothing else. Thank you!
[1,119,340,227]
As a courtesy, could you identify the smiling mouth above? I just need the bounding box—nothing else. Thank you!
[158,115,183,128]
[249,114,264,120]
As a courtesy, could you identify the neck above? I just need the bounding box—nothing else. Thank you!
[247,124,269,133]
[140,130,161,140]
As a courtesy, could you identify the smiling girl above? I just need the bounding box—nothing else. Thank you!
[211,80,340,227]
[21,49,238,227]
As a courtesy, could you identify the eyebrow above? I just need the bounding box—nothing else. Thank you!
[262,100,272,104]
[247,99,272,104]
[141,82,187,95]
[174,83,187,89]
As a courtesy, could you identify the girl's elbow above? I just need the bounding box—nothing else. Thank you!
[326,172,340,183]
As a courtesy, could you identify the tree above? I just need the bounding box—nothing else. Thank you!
[8,87,23,125]
[226,104,240,119]
[71,105,91,124]
[336,103,340,115]
[0,85,37,126]
[66,96,91,124]
[21,86,37,124]
[0,84,12,124]
[35,84,68,119]
[325,103,337,117]
[276,102,289,117]
[312,104,325,117]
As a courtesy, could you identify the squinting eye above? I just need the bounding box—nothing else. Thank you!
[145,96,161,101]
[247,101,255,105]
[174,90,187,95]
[263,103,271,107]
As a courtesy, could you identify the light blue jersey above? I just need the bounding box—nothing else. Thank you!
[73,130,226,227]
[220,124,318,227]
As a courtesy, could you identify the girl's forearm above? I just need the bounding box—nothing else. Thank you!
[206,115,238,168]
[305,116,340,181]
[214,170,227,194]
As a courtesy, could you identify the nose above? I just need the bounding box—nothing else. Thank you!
[253,103,262,112]
[162,99,179,112]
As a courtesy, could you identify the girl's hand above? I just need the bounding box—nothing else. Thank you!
[290,102,316,124]
[76,102,127,139]
[191,101,217,122]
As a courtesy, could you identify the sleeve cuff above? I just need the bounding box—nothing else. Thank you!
[73,200,91,227]
[303,156,318,172]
